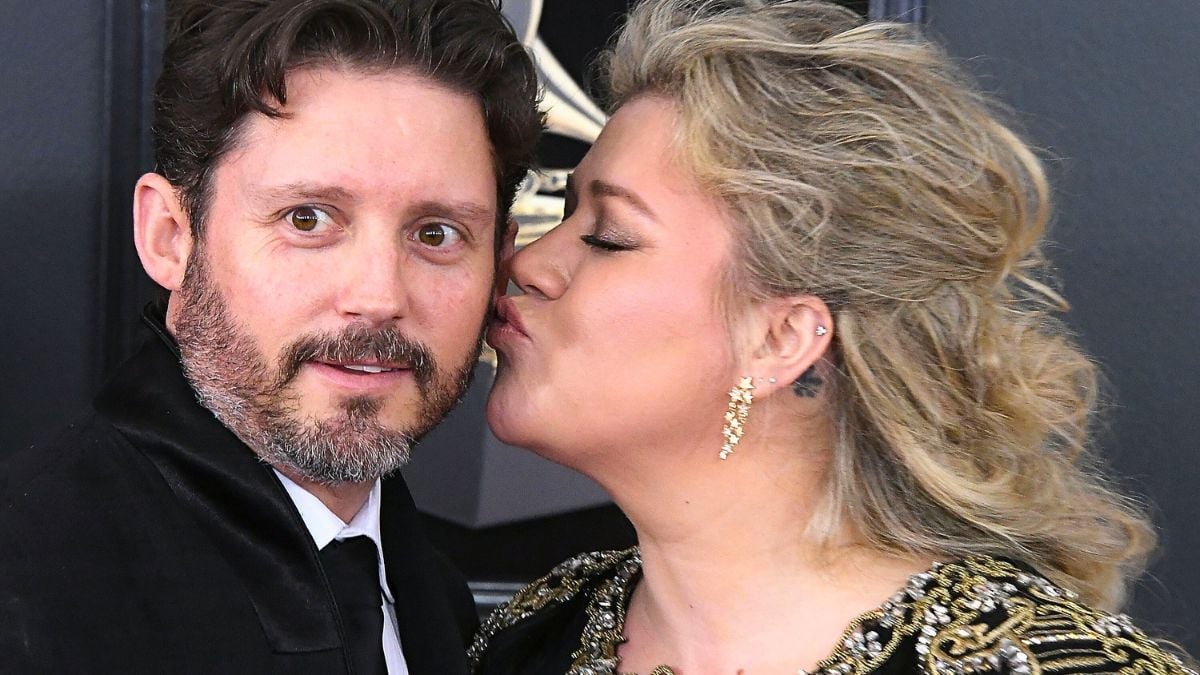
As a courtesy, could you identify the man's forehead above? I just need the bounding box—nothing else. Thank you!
[208,66,499,217]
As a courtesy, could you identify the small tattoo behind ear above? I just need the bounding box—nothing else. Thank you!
[792,365,823,398]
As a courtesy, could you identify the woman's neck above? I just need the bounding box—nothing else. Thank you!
[602,428,932,674]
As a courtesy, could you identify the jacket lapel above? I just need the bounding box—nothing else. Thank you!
[381,476,472,675]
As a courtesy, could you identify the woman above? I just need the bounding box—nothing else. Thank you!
[472,1,1193,673]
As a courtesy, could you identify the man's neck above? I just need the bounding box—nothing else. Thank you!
[273,465,374,523]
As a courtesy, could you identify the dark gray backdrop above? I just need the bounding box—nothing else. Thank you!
[927,0,1200,646]
[1,0,1194,653]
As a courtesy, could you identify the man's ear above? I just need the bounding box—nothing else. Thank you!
[495,216,519,296]
[133,172,193,291]
[746,294,833,396]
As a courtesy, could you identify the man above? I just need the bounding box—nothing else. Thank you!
[0,0,540,672]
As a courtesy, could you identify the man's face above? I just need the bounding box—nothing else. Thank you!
[170,67,499,484]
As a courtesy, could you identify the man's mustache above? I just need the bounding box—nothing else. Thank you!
[274,325,436,388]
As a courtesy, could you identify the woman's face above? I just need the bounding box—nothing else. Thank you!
[486,97,743,471]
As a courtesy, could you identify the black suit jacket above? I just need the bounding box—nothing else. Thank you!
[0,310,476,673]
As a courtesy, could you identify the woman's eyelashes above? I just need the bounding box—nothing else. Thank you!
[580,231,638,252]
[563,193,640,253]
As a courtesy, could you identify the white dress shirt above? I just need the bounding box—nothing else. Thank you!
[274,469,409,675]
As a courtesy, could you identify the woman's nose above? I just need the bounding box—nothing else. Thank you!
[507,220,574,301]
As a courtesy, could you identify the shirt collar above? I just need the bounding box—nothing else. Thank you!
[274,469,395,603]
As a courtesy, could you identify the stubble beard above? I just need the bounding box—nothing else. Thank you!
[172,248,480,485]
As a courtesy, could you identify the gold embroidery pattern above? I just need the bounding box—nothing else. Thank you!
[468,551,1194,675]
[466,548,639,671]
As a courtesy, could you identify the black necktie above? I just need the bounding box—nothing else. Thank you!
[320,536,388,675]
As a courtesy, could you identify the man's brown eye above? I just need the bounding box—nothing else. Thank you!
[417,224,448,246]
[288,207,322,231]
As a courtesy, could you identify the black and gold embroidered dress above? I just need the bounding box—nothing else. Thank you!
[469,548,1192,675]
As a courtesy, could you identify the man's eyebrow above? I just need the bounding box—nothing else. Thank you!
[250,182,356,204]
[409,199,495,225]
[247,185,493,224]
[589,179,658,221]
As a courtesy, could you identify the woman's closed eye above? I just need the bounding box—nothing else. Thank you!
[580,229,639,253]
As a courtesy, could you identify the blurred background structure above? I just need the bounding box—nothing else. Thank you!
[1,0,1195,651]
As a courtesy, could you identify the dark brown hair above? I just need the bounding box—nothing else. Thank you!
[154,0,542,233]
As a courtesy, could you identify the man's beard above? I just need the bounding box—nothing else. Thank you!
[172,250,480,485]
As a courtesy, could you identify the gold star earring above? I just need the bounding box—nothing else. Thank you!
[720,376,755,460]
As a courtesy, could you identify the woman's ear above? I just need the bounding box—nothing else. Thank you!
[747,294,833,397]
[133,172,193,291]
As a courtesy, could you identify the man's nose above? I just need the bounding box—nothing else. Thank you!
[333,230,410,325]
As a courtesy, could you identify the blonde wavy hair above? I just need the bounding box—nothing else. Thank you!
[602,0,1155,609]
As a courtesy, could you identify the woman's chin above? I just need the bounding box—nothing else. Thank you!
[484,388,528,447]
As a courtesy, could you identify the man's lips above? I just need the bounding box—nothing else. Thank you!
[304,360,413,391]
[314,360,409,374]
